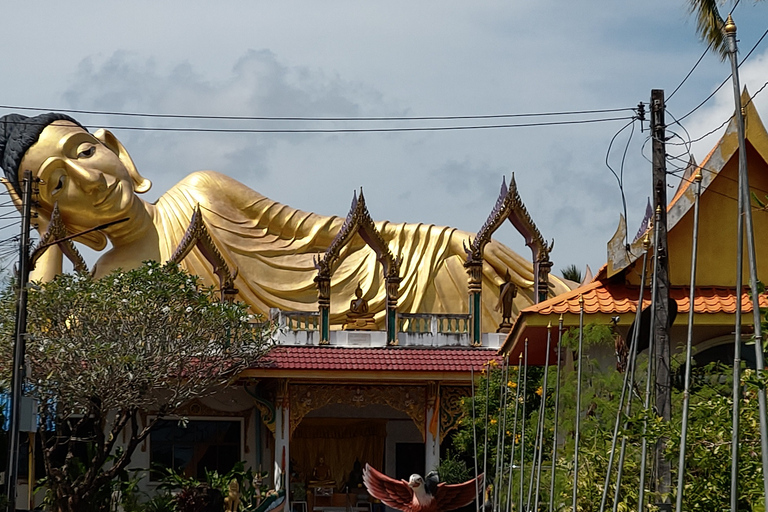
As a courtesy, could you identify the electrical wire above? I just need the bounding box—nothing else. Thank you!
[18,115,636,134]
[677,25,768,123]
[0,104,636,123]
[667,41,714,102]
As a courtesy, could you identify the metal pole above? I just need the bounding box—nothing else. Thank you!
[494,358,510,510]
[532,323,553,512]
[639,209,661,512]
[725,16,768,511]
[5,171,33,512]
[506,354,523,512]
[612,240,650,512]
[519,341,528,512]
[482,360,491,505]
[471,366,481,512]
[548,315,564,512]
[600,246,651,512]
[571,296,585,512]
[731,96,745,512]
[675,173,703,512]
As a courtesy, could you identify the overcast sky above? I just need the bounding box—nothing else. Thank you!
[1,1,767,278]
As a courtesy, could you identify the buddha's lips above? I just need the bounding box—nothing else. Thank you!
[95,181,120,207]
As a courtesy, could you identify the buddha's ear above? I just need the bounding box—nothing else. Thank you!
[93,129,152,194]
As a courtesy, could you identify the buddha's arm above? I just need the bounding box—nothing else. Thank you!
[29,244,63,283]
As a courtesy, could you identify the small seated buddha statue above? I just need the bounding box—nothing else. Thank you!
[309,456,336,489]
[344,284,377,330]
[224,479,240,512]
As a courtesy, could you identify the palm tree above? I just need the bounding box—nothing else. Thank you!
[688,0,727,57]
[560,264,582,284]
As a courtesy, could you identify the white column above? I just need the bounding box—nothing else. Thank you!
[425,383,440,473]
[274,380,290,491]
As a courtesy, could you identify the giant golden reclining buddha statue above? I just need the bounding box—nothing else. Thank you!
[0,113,568,328]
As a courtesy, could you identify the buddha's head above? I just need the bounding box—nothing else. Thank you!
[0,113,151,250]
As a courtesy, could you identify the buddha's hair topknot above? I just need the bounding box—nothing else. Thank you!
[0,113,84,196]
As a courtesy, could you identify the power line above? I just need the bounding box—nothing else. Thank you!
[74,115,636,134]
[677,25,768,123]
[0,104,635,123]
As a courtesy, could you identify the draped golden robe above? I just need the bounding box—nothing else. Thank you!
[153,171,569,328]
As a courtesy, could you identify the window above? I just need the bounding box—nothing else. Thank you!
[150,419,241,480]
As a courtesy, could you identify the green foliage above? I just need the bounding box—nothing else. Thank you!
[0,262,274,512]
[154,461,267,511]
[435,450,471,484]
[560,264,583,284]
[447,325,768,512]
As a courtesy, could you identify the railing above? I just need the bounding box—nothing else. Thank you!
[398,313,470,335]
[279,311,320,331]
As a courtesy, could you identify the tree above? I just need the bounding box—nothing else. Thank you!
[560,264,583,284]
[0,262,274,512]
[448,324,767,512]
[688,0,727,56]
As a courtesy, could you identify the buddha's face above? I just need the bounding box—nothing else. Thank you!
[19,121,137,226]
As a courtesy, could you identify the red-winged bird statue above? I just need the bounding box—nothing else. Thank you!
[363,464,483,512]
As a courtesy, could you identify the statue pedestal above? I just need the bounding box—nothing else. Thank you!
[344,316,377,331]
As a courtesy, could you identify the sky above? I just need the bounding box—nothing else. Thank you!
[1,0,767,278]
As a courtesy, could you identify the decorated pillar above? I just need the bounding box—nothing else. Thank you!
[274,380,290,490]
[537,259,552,304]
[314,274,331,344]
[465,261,483,347]
[386,274,402,346]
[425,382,440,473]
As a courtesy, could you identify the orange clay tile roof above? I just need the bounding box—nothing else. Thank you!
[254,346,501,373]
[519,280,768,316]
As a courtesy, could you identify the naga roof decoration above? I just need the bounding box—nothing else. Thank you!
[314,189,402,279]
[31,203,88,274]
[169,205,238,300]
[465,175,553,265]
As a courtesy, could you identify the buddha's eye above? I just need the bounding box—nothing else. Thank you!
[51,175,65,196]
[77,145,95,158]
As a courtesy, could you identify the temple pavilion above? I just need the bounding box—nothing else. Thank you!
[43,178,569,512]
[501,91,768,370]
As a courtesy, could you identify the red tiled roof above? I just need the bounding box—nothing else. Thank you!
[519,280,768,316]
[254,346,501,373]
[502,280,768,365]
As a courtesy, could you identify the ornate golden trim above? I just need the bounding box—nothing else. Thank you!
[169,205,239,301]
[465,175,553,266]
[31,203,89,274]
[314,189,402,282]
[289,384,426,440]
[439,385,470,440]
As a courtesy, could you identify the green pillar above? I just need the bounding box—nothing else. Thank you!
[315,275,331,345]
[466,261,483,346]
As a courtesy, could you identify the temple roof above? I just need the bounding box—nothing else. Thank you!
[244,346,501,382]
[500,279,768,364]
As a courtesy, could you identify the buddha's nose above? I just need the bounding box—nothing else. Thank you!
[67,162,106,192]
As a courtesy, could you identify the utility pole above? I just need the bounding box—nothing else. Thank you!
[650,89,671,504]
[5,171,34,512]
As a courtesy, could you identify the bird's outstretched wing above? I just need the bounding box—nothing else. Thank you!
[435,473,484,511]
[363,464,414,512]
